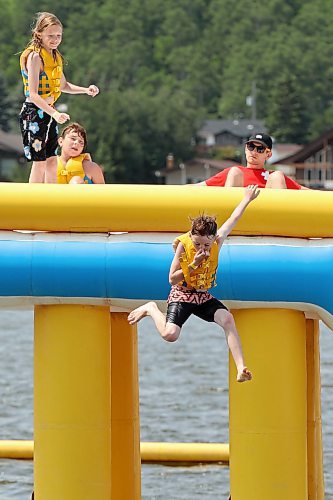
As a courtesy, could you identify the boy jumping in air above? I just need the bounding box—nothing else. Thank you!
[128,185,260,382]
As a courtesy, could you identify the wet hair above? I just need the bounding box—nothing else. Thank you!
[60,123,87,151]
[26,12,63,62]
[190,214,217,237]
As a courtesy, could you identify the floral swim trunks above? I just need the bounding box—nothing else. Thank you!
[19,102,58,162]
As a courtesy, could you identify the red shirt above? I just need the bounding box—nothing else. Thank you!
[205,166,302,190]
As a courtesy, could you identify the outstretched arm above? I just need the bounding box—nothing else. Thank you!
[60,74,99,96]
[217,185,259,247]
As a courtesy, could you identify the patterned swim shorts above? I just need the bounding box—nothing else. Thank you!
[165,285,228,327]
[19,102,58,162]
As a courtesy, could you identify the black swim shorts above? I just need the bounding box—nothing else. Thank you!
[19,102,58,162]
[166,298,228,328]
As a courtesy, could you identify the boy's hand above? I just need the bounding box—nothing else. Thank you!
[193,249,208,266]
[245,184,260,202]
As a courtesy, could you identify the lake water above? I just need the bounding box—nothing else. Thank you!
[0,310,332,499]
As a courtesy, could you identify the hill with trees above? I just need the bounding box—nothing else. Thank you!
[1,0,332,182]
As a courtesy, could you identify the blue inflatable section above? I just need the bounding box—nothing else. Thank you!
[0,239,332,320]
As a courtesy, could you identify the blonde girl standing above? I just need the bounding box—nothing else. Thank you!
[19,12,99,183]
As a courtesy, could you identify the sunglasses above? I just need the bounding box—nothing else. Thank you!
[246,142,267,154]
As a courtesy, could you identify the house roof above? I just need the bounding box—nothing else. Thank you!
[0,130,23,156]
[272,128,333,164]
[268,144,303,164]
[197,119,267,139]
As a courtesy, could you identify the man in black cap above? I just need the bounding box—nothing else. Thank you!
[197,133,305,189]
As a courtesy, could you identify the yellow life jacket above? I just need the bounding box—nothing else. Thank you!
[57,154,93,184]
[175,232,218,290]
[20,46,62,102]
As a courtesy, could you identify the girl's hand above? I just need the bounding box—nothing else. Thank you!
[245,184,260,202]
[52,110,70,124]
[86,85,99,97]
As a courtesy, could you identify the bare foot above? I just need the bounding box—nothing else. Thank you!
[128,302,153,325]
[237,367,252,383]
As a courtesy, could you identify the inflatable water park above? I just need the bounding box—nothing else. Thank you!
[0,182,332,499]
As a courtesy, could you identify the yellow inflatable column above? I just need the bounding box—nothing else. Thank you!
[229,309,307,500]
[34,305,111,499]
[110,312,141,499]
[306,319,325,499]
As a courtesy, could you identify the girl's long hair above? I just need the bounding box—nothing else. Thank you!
[25,12,64,63]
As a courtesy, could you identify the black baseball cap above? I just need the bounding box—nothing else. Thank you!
[246,133,273,150]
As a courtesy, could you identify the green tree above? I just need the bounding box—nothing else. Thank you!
[69,85,200,183]
[3,0,333,181]
[265,73,308,143]
[0,72,12,131]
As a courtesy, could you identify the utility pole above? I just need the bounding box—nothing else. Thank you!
[246,81,257,121]
[251,80,257,120]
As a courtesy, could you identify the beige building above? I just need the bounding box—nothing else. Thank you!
[271,129,333,189]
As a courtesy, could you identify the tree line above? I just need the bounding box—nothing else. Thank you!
[1,0,332,182]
